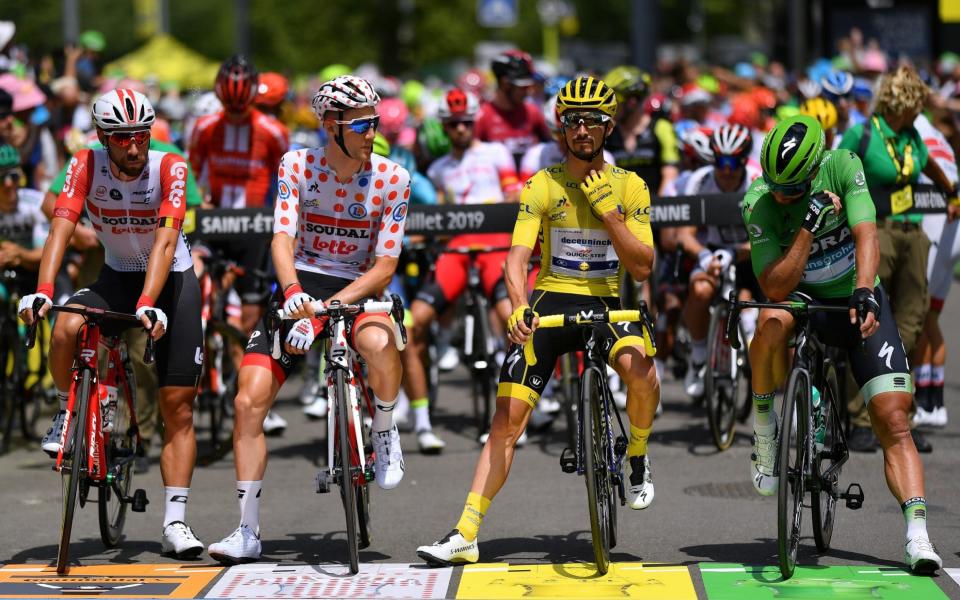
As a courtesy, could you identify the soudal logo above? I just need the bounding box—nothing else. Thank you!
[304,223,370,238]
[312,238,359,255]
[101,216,157,226]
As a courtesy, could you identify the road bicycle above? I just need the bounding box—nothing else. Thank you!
[726,293,864,579]
[26,303,153,574]
[524,303,656,575]
[272,295,406,574]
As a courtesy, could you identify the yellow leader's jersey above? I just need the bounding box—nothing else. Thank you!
[513,162,654,297]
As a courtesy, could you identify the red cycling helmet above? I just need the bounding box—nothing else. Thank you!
[215,54,258,113]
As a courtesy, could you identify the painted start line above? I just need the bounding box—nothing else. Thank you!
[0,562,953,599]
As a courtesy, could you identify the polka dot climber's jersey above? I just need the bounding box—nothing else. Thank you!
[273,147,411,279]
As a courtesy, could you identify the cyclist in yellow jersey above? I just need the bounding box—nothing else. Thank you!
[417,77,660,566]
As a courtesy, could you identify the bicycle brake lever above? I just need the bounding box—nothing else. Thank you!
[25,296,45,349]
[725,291,742,350]
[143,310,157,365]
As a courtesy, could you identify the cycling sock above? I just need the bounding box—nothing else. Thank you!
[237,480,262,534]
[930,366,945,410]
[163,487,190,527]
[455,492,491,542]
[902,496,928,538]
[372,393,397,432]
[412,397,430,431]
[627,424,651,457]
[752,391,776,429]
[690,339,708,365]
[914,364,932,410]
[57,390,68,411]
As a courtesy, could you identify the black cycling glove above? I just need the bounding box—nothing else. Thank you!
[801,192,835,235]
[849,287,880,325]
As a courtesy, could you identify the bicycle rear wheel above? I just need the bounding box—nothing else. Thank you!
[778,368,810,579]
[99,376,135,547]
[334,370,360,574]
[704,304,738,450]
[58,371,92,574]
[582,368,612,575]
[812,363,841,552]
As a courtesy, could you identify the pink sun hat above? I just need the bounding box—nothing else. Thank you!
[0,73,46,112]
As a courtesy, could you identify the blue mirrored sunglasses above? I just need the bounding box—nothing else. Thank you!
[328,115,380,134]
[715,155,746,171]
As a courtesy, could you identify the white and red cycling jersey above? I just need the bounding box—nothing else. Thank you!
[189,109,289,208]
[273,148,411,279]
[54,148,193,272]
[427,141,520,204]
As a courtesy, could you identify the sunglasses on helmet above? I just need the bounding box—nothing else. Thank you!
[560,112,610,130]
[327,115,380,135]
[107,130,151,147]
[763,172,812,197]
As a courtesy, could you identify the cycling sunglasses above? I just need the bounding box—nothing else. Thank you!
[328,115,380,135]
[715,155,746,171]
[763,172,811,196]
[821,90,850,104]
[0,168,22,185]
[444,118,475,128]
[560,112,611,130]
[107,130,151,147]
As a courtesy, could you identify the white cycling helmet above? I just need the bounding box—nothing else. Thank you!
[91,88,155,131]
[436,87,480,120]
[797,78,822,100]
[311,75,380,119]
[192,91,223,118]
[543,95,559,135]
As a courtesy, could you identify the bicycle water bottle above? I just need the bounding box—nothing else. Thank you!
[811,386,825,452]
[98,384,119,433]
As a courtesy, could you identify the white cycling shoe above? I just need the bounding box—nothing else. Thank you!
[913,407,938,427]
[262,411,287,435]
[41,410,68,456]
[209,524,262,565]
[417,529,479,566]
[303,397,328,420]
[161,521,204,559]
[417,429,446,454]
[750,416,779,497]
[684,361,706,398]
[373,426,404,490]
[627,455,654,510]
[905,535,942,574]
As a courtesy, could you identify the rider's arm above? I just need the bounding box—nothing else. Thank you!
[507,173,546,308]
[493,142,521,202]
[744,189,810,303]
[756,229,813,302]
[187,116,212,205]
[674,226,706,257]
[139,154,189,304]
[607,172,655,282]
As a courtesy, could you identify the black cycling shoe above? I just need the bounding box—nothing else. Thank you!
[847,426,878,453]
[911,429,933,454]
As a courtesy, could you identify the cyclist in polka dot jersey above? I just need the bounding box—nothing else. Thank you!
[208,76,411,565]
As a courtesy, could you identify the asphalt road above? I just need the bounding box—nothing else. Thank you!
[2,285,960,599]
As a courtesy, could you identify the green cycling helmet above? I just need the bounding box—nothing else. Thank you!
[418,117,450,159]
[373,132,391,158]
[760,115,824,186]
[0,144,20,170]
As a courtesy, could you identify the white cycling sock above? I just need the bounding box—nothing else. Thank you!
[163,487,189,527]
[413,402,431,432]
[237,480,262,534]
[372,393,397,432]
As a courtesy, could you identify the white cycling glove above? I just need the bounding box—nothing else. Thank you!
[135,305,168,332]
[697,249,714,272]
[18,292,52,319]
[282,283,317,318]
[286,318,318,351]
[713,248,735,272]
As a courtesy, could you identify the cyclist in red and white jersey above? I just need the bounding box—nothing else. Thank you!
[401,88,520,452]
[19,89,206,559]
[207,76,410,565]
[673,125,761,397]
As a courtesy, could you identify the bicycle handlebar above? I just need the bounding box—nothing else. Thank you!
[725,291,852,350]
[273,294,408,351]
[521,303,657,367]
[25,303,157,365]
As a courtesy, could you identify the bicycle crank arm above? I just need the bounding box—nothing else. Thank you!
[316,469,333,494]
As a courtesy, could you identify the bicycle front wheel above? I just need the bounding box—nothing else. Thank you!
[778,368,810,579]
[99,376,135,547]
[58,370,92,574]
[812,363,841,552]
[356,381,372,550]
[704,304,738,451]
[334,370,360,574]
[582,367,612,575]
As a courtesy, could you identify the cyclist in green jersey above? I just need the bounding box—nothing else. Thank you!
[742,115,941,574]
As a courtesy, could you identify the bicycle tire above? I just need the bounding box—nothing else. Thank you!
[58,370,92,574]
[334,370,360,574]
[356,382,372,550]
[812,362,841,552]
[778,368,809,580]
[99,375,134,547]
[704,304,738,451]
[582,367,612,575]
[207,322,245,457]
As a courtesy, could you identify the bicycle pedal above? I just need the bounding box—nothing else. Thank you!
[315,469,333,494]
[559,447,577,473]
[841,482,864,510]
[130,489,149,512]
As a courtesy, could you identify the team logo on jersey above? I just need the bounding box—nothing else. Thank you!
[392,202,408,222]
[278,181,291,200]
[348,203,367,219]
[95,186,107,198]
[109,189,122,200]
[530,375,544,388]
[748,224,763,238]
[855,170,865,187]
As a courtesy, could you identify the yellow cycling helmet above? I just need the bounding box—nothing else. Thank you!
[603,65,650,102]
[556,76,618,118]
[799,97,838,131]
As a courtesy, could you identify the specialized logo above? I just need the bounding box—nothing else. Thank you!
[878,341,894,370]
[194,347,203,365]
[505,348,522,377]
[781,136,797,159]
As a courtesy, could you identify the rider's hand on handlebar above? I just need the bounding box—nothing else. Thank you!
[507,304,538,345]
[848,287,880,339]
[135,305,168,340]
[282,283,318,320]
[17,292,52,325]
